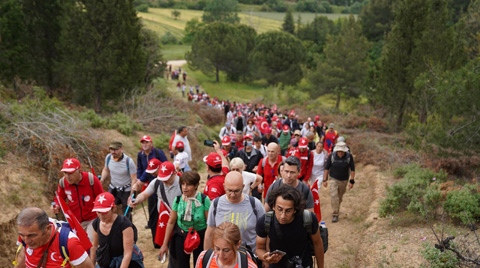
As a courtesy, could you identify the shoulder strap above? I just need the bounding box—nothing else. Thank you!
[201,193,207,205]
[125,155,130,174]
[261,157,268,169]
[202,248,215,268]
[58,224,71,266]
[303,210,313,235]
[213,197,220,218]
[106,154,111,168]
[59,177,65,189]
[88,172,95,196]
[249,196,257,218]
[264,211,274,235]
[175,194,182,204]
[158,180,170,207]
[239,250,248,268]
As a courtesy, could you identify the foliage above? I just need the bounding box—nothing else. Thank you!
[136,4,149,12]
[421,243,460,268]
[444,185,480,224]
[282,9,295,34]
[171,9,181,19]
[161,31,179,44]
[265,0,287,12]
[154,132,173,150]
[106,112,142,136]
[359,0,393,41]
[379,164,447,217]
[202,0,240,24]
[187,22,255,82]
[295,0,332,13]
[459,0,480,59]
[251,31,306,85]
[76,109,107,128]
[308,15,370,109]
[140,28,166,89]
[183,18,205,43]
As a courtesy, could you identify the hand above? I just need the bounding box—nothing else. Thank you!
[258,184,264,193]
[213,140,221,152]
[263,252,282,264]
[252,166,258,173]
[322,181,328,188]
[131,183,139,192]
[50,204,60,214]
[127,197,136,208]
[348,182,354,189]
[159,245,168,258]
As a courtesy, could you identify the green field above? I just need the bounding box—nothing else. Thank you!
[162,44,190,60]
[240,11,352,23]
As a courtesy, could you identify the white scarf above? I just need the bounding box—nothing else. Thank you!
[183,192,202,221]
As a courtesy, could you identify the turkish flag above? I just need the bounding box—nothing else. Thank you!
[154,200,172,246]
[259,119,270,134]
[55,194,92,251]
[311,179,322,222]
[168,130,177,153]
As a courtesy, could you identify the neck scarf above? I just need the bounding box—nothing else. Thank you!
[183,192,202,221]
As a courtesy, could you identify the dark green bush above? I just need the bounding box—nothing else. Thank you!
[421,243,459,268]
[153,132,173,151]
[76,109,107,128]
[106,112,142,136]
[135,4,149,12]
[161,31,178,45]
[444,184,480,224]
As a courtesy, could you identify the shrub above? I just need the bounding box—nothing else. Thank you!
[154,132,173,151]
[76,109,107,128]
[106,112,142,136]
[421,243,459,268]
[444,184,480,224]
[135,4,149,12]
[161,31,178,45]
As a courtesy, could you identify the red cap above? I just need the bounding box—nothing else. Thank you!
[184,227,201,254]
[283,125,290,132]
[146,159,161,174]
[264,128,272,134]
[140,135,152,142]
[61,158,81,173]
[314,115,320,121]
[176,141,184,148]
[298,137,308,148]
[92,192,115,213]
[272,116,278,121]
[157,162,175,181]
[221,135,231,146]
[243,135,253,141]
[289,110,295,116]
[203,153,222,169]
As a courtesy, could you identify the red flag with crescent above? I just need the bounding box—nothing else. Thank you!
[311,179,322,222]
[154,200,172,246]
[259,119,270,134]
[55,194,92,251]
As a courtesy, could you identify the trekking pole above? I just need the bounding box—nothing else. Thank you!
[140,200,148,221]
[124,192,136,216]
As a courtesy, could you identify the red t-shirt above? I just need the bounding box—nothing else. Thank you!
[204,167,229,200]
[18,223,88,268]
[257,156,283,199]
[294,149,314,183]
[324,130,338,152]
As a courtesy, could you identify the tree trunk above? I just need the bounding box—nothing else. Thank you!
[335,91,341,110]
[396,98,406,128]
[94,87,102,114]
[216,67,219,82]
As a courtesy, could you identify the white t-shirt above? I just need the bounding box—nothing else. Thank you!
[105,153,136,189]
[311,150,326,185]
[174,151,189,170]
[241,171,257,195]
[173,135,192,161]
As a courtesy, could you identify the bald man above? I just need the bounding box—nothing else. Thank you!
[203,171,265,251]
[257,143,285,199]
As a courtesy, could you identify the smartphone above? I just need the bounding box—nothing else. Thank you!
[204,140,214,147]
[270,250,287,256]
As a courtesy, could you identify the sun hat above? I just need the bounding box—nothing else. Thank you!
[333,142,349,152]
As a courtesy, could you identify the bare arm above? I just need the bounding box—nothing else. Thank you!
[312,231,325,268]
[90,229,99,267]
[256,236,282,264]
[120,227,134,268]
[100,166,109,185]
[252,174,262,190]
[128,190,152,208]
[129,173,137,196]
[203,226,215,250]
[264,202,271,212]
[322,169,329,188]
[213,140,229,168]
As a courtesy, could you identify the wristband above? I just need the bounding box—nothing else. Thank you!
[349,179,355,184]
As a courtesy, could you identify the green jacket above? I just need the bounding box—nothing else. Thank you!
[279,132,291,150]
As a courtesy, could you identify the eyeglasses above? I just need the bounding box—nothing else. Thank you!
[275,206,295,215]
[226,189,242,194]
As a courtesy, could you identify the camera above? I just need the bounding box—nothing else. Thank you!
[204,140,214,147]
[286,256,303,268]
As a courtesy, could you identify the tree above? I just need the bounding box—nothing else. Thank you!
[309,15,370,109]
[59,0,146,113]
[282,8,295,34]
[140,28,165,90]
[202,0,240,24]
[251,31,306,85]
[359,0,394,42]
[182,18,205,44]
[187,22,254,82]
[171,9,181,20]
[297,16,335,52]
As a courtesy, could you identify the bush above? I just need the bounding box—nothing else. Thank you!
[154,132,173,151]
[135,4,149,12]
[76,109,107,128]
[106,112,142,136]
[444,184,480,224]
[421,243,459,268]
[161,31,178,45]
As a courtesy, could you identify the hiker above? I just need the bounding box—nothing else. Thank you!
[283,111,299,131]
[256,185,324,268]
[196,222,258,268]
[322,141,355,223]
[311,141,328,187]
[15,207,94,268]
[243,118,259,137]
[203,171,265,252]
[134,135,167,247]
[279,125,291,156]
[257,143,284,200]
[306,130,317,151]
[203,140,229,200]
[235,135,263,173]
[182,82,186,97]
[264,156,314,212]
[252,136,267,158]
[172,126,192,171]
[229,158,262,195]
[91,192,144,268]
[51,158,104,241]
[129,160,181,255]
[173,141,189,173]
[292,137,314,185]
[159,171,211,268]
[221,135,238,160]
[219,122,237,140]
[261,128,279,145]
[323,123,339,152]
[100,141,137,221]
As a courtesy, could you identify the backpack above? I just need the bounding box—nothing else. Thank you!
[264,210,328,253]
[201,248,248,268]
[212,195,258,219]
[330,151,351,165]
[59,172,95,194]
[106,153,131,174]
[268,179,310,202]
[15,221,74,267]
[261,156,286,169]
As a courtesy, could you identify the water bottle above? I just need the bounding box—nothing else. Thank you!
[320,221,326,229]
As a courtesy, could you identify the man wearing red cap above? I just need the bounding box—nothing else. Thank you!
[293,137,314,184]
[221,135,237,160]
[203,141,229,200]
[51,158,104,241]
[261,128,279,145]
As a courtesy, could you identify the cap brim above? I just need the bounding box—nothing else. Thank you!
[92,206,113,213]
[221,143,230,146]
[156,173,173,181]
[203,156,208,162]
[298,145,308,148]
[61,168,76,173]
[146,168,159,174]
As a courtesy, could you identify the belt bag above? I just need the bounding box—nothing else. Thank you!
[109,183,131,192]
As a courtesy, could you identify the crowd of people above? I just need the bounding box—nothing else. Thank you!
[14,101,356,268]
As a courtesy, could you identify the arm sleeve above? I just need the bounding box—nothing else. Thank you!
[305,189,314,209]
[156,149,168,163]
[257,158,264,176]
[136,152,144,180]
[172,197,179,212]
[255,199,266,218]
[304,152,314,182]
[349,154,355,171]
[324,154,332,170]
[206,203,216,227]
[203,195,211,211]
[66,234,89,266]
[128,157,136,175]
[255,215,267,238]
[144,179,157,195]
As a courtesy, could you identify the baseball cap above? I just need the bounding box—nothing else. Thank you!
[226,122,231,127]
[176,141,184,148]
[61,158,81,173]
[243,134,253,141]
[222,135,231,146]
[329,123,335,129]
[264,128,272,134]
[140,135,152,142]
[146,159,161,174]
[298,137,309,148]
[283,125,290,132]
[315,115,320,121]
[92,192,115,213]
[157,162,175,181]
[203,152,222,169]
[109,141,122,150]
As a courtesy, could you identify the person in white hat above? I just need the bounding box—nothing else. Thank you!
[322,142,355,223]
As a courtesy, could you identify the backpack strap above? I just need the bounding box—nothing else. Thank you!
[202,248,215,268]
[58,225,71,267]
[106,154,111,168]
[212,197,220,218]
[303,210,312,235]
[175,194,182,204]
[88,172,95,195]
[261,157,268,169]
[264,211,274,235]
[239,249,248,268]
[157,180,170,208]
[59,177,65,189]
[249,196,257,219]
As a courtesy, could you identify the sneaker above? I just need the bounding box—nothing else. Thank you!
[332,216,338,223]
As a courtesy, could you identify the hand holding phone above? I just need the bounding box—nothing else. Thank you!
[204,140,214,147]
[270,250,287,256]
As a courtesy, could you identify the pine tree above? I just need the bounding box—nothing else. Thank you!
[202,0,240,24]
[282,8,295,34]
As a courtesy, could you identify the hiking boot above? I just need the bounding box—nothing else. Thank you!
[332,216,338,223]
